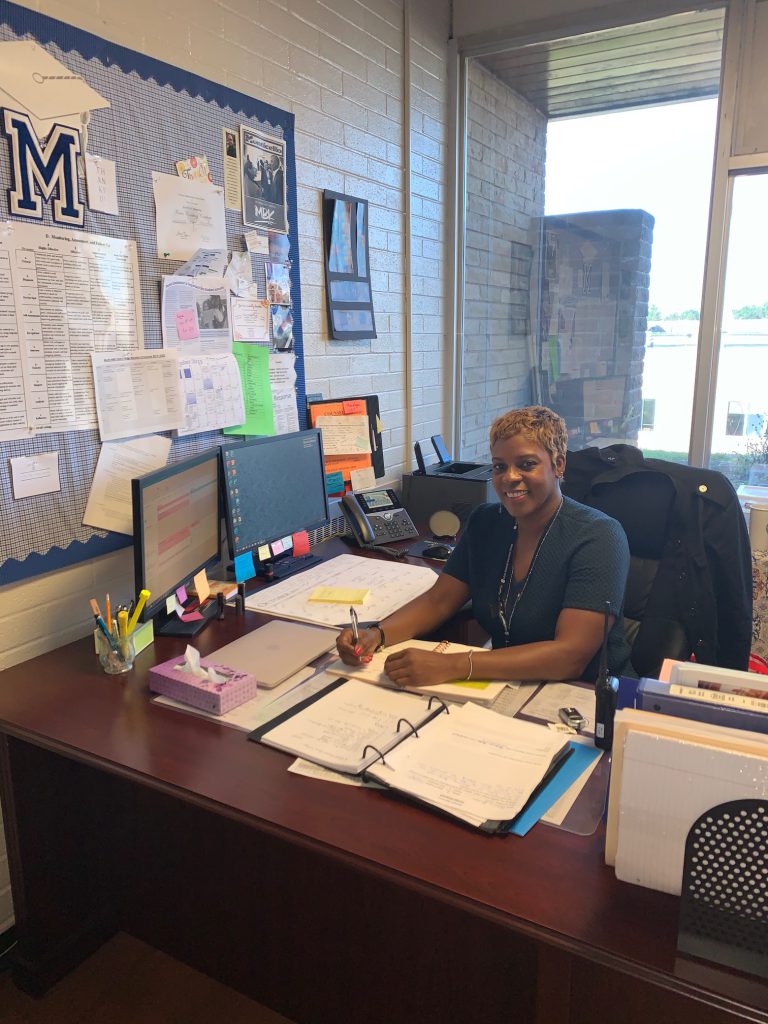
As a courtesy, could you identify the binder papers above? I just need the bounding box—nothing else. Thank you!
[326,639,508,705]
[251,678,445,774]
[251,679,570,831]
[365,703,570,831]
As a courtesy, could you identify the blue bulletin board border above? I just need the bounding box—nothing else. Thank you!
[0,1,306,587]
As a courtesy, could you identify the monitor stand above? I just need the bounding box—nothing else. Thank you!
[257,553,322,582]
[155,598,219,637]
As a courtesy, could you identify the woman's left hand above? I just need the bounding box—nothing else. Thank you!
[383,649,468,688]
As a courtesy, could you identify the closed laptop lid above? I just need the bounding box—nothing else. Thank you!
[208,620,337,688]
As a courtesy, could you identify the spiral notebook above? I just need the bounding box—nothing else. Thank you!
[249,678,570,832]
[324,640,508,704]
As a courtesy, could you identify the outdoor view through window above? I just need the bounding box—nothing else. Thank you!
[545,99,767,488]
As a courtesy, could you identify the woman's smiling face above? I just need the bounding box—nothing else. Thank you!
[490,433,565,522]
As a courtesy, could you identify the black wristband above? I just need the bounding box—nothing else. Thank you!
[369,623,386,651]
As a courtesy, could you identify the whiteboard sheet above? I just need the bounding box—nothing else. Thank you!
[244,553,438,626]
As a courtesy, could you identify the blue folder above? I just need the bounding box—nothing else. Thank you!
[508,741,603,836]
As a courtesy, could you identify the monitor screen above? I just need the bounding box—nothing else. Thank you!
[221,430,330,560]
[132,448,222,624]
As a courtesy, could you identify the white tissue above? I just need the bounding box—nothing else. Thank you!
[175,644,229,685]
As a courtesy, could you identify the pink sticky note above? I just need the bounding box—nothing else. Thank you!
[181,608,204,622]
[271,538,284,556]
[176,308,200,340]
[292,530,310,557]
[176,584,188,605]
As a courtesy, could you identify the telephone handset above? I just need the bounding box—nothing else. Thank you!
[341,492,375,545]
[341,488,419,548]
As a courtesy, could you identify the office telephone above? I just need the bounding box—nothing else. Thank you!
[341,489,419,547]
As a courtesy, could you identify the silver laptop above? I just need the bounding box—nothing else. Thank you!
[207,620,337,688]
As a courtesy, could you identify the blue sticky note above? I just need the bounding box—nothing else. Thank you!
[325,471,344,495]
[508,742,602,837]
[234,551,256,583]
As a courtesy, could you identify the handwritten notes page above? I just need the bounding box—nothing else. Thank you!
[260,679,435,773]
[367,703,568,826]
[244,553,438,627]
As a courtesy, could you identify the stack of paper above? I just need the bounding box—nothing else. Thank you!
[607,709,768,894]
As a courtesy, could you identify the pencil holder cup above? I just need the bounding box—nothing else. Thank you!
[96,631,135,674]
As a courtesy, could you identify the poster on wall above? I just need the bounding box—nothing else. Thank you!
[240,125,287,233]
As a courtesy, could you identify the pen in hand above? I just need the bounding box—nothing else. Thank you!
[350,606,360,655]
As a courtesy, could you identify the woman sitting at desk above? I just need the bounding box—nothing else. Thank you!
[336,406,632,685]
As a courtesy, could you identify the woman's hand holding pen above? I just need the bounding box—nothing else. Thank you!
[384,649,469,688]
[336,627,380,665]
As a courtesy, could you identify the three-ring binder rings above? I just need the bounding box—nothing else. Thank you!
[249,678,572,832]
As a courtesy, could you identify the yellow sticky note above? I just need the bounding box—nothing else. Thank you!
[193,567,210,603]
[257,544,270,561]
[308,586,369,604]
[453,680,491,690]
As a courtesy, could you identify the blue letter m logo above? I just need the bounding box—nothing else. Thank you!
[2,109,84,226]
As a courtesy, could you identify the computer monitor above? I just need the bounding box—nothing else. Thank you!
[221,429,330,574]
[132,447,222,636]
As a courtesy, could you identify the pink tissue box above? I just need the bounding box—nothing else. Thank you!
[148,655,259,715]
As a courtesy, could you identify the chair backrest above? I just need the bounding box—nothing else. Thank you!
[565,466,689,676]
[678,799,768,980]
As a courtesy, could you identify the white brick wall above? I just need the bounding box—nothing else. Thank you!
[462,61,546,460]
[0,0,453,673]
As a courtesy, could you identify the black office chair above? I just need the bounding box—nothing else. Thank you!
[563,446,753,679]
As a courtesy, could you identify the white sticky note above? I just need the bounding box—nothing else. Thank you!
[85,153,119,215]
[350,466,376,492]
[245,231,270,255]
[10,452,60,498]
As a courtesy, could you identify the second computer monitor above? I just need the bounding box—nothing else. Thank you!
[221,430,330,565]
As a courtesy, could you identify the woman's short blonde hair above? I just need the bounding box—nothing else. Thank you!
[489,406,568,468]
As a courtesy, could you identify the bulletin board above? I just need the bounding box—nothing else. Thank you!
[0,1,306,585]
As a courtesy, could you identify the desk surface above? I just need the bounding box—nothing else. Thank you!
[0,545,766,1022]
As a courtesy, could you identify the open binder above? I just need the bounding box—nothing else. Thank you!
[249,678,572,832]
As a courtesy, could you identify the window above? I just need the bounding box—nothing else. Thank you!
[458,10,723,461]
[725,402,745,437]
[708,175,768,484]
[641,399,656,431]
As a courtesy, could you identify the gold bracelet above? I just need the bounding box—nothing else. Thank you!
[466,650,474,680]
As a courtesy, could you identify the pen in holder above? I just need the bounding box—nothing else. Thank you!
[96,629,135,674]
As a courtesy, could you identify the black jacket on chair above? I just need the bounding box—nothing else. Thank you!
[562,445,752,676]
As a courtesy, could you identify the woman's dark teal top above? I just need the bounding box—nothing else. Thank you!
[442,496,632,680]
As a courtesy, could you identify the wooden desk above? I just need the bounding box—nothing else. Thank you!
[0,557,766,1023]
